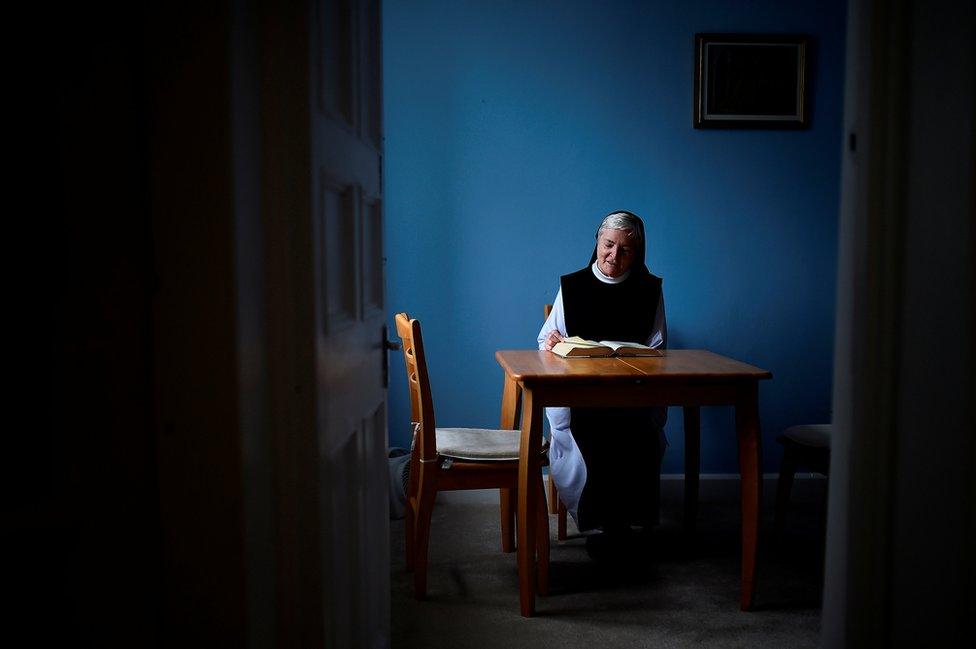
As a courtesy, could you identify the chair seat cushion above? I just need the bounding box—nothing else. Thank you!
[436,427,544,461]
[780,424,833,449]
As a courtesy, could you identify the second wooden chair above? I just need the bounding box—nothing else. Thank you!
[774,423,832,535]
[394,312,550,603]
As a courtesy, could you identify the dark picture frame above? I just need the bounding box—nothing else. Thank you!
[694,33,809,129]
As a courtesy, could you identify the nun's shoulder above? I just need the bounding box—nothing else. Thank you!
[559,266,594,284]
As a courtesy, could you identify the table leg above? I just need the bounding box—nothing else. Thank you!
[735,383,762,611]
[683,405,701,534]
[517,387,543,617]
[499,374,521,553]
[499,374,521,429]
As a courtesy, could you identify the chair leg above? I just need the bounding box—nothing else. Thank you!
[412,477,438,599]
[535,476,550,596]
[404,496,416,572]
[404,447,421,571]
[683,406,701,534]
[500,487,516,552]
[547,471,569,540]
[548,469,569,540]
[557,500,568,541]
[547,473,559,513]
[774,451,798,536]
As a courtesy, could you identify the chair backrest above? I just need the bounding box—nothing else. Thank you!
[544,304,552,320]
[394,312,437,462]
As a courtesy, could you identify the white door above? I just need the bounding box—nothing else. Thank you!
[262,1,389,647]
[313,1,390,647]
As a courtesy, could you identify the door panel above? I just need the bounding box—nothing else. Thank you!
[323,421,366,649]
[317,0,356,128]
[319,177,359,331]
[362,402,390,647]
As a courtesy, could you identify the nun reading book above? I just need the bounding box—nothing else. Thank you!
[537,210,668,557]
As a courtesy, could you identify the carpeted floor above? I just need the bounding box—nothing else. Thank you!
[391,478,826,648]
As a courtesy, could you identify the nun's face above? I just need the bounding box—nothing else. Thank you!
[596,228,636,278]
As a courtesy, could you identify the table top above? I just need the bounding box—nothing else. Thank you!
[495,349,772,383]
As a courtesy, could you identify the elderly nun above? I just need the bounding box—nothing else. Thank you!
[537,210,668,556]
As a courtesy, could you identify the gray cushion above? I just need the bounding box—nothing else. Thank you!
[782,424,832,449]
[435,427,536,461]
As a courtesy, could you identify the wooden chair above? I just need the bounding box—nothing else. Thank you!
[774,423,832,534]
[394,312,550,601]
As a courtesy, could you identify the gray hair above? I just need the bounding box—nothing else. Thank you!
[596,211,643,242]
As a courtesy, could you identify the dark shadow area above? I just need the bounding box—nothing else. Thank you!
[391,483,826,648]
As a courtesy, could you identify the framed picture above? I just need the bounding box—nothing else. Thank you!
[694,33,809,129]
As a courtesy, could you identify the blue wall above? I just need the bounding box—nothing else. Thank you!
[383,0,846,474]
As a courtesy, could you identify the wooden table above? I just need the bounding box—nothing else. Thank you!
[495,349,772,617]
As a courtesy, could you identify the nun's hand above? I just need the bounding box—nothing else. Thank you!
[543,330,564,351]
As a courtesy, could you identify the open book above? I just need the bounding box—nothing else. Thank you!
[550,336,665,358]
